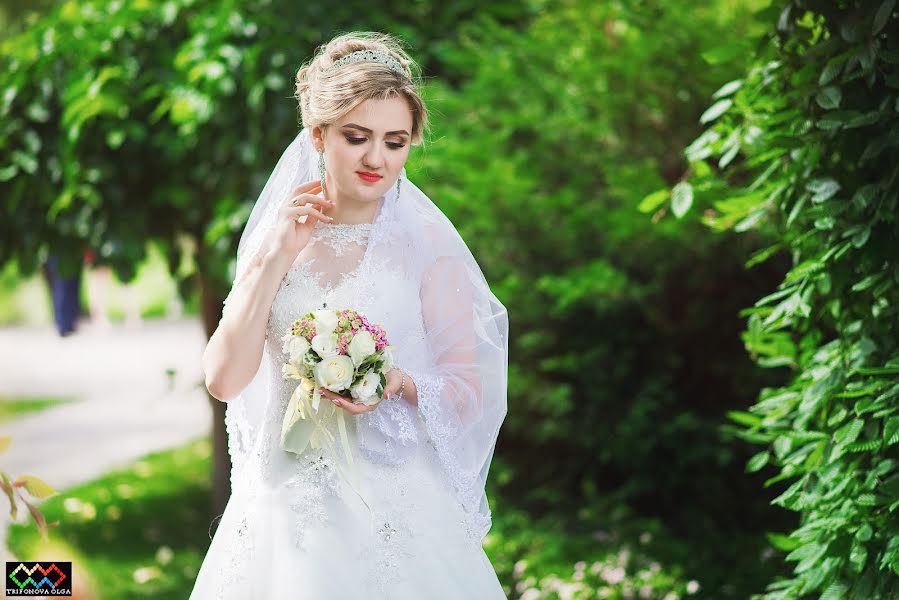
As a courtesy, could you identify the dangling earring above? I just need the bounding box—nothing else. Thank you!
[395,173,402,200]
[318,150,327,198]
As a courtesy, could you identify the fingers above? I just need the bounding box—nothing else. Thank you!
[381,369,400,399]
[292,179,323,195]
[287,186,327,209]
[319,387,378,414]
[288,204,334,224]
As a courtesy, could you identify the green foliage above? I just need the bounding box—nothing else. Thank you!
[7,438,214,598]
[415,0,781,576]
[485,503,698,599]
[0,0,538,297]
[666,0,899,596]
[414,1,794,594]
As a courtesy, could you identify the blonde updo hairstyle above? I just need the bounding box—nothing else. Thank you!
[295,31,430,147]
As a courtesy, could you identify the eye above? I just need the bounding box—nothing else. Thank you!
[344,135,406,150]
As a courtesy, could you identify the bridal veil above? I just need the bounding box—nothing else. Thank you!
[220,126,508,542]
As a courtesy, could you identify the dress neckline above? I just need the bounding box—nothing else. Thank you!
[318,221,373,228]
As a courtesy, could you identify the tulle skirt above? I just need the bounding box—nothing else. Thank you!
[188,420,507,599]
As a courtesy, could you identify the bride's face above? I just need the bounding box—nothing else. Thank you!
[315,97,413,205]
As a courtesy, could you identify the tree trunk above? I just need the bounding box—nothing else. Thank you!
[198,270,232,527]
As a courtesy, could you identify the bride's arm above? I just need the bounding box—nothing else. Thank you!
[405,255,484,425]
[203,246,293,402]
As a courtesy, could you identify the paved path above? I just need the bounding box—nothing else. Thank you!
[0,317,213,562]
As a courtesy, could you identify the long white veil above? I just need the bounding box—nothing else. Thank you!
[220,125,508,542]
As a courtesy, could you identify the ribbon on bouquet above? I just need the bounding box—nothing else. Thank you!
[280,376,374,528]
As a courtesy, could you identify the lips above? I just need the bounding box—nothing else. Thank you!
[356,171,382,183]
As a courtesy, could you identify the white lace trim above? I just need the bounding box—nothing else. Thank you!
[405,368,492,546]
[223,403,248,492]
[357,395,420,465]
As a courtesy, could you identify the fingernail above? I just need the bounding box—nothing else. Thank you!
[332,398,341,406]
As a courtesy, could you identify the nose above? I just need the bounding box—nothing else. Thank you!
[362,144,385,170]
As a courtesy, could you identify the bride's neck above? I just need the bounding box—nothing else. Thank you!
[324,189,379,225]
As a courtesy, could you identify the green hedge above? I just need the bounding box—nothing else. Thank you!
[659,0,899,596]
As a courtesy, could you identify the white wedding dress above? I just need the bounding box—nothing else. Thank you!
[189,216,507,599]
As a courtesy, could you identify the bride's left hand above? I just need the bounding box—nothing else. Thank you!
[318,368,406,415]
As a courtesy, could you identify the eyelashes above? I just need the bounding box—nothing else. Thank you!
[345,136,406,149]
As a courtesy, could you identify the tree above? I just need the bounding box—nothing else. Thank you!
[655,0,899,596]
[0,0,537,519]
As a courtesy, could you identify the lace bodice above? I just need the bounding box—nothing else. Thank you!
[267,219,427,358]
[217,218,474,594]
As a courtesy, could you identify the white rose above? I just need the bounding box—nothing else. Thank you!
[312,309,339,335]
[281,362,303,380]
[280,331,293,354]
[286,336,311,364]
[350,371,382,405]
[311,332,340,358]
[347,330,377,367]
[313,355,355,393]
[380,345,395,374]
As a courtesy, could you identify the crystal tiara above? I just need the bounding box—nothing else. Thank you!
[324,49,407,77]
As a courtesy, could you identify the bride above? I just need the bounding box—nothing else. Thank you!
[189,32,509,599]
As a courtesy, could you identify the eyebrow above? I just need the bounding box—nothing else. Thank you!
[341,123,410,136]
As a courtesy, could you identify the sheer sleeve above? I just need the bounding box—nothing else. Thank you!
[351,173,508,543]
[402,254,508,543]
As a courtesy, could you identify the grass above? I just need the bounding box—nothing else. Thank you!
[0,395,74,424]
[7,437,213,600]
[6,434,714,600]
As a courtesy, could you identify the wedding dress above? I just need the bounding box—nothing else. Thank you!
[189,128,509,599]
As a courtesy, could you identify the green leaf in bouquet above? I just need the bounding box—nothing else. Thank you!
[302,349,320,370]
[359,352,381,368]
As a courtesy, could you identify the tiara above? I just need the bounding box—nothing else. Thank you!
[325,50,407,77]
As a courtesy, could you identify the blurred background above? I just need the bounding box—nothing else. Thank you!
[1,0,897,599]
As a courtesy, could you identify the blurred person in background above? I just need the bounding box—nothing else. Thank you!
[43,253,82,337]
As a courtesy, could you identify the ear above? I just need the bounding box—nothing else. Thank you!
[310,125,326,152]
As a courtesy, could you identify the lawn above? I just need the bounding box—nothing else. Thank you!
[7,436,706,600]
[0,395,74,424]
[7,438,213,600]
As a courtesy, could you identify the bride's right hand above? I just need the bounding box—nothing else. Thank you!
[266,179,333,268]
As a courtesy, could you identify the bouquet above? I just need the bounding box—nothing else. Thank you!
[279,308,394,471]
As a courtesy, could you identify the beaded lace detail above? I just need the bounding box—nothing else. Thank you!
[308,222,372,257]
[215,515,250,597]
[285,451,340,551]
[213,471,259,597]
[355,461,427,594]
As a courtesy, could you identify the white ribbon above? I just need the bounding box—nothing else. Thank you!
[280,377,373,526]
